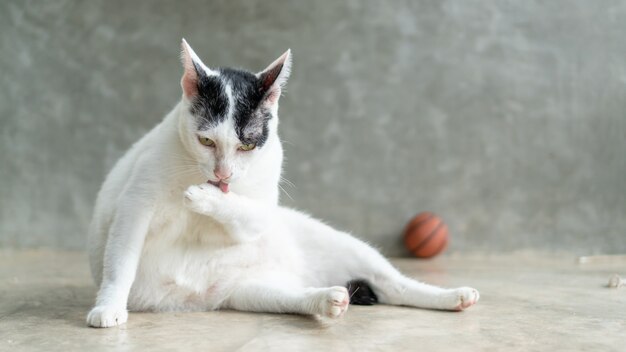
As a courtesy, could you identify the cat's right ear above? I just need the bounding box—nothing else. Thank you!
[180,39,215,99]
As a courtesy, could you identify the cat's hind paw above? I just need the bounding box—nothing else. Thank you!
[86,305,128,328]
[317,286,350,318]
[452,287,480,311]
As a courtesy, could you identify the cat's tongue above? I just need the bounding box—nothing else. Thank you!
[208,180,229,193]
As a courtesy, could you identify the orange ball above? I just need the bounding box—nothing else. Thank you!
[404,212,449,258]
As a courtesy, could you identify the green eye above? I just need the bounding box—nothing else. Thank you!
[198,136,215,147]
[239,143,256,151]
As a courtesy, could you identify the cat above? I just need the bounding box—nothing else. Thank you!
[86,39,479,328]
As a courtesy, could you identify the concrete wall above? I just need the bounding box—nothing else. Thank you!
[1,0,625,256]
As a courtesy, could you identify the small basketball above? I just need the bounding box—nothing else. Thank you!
[404,212,449,258]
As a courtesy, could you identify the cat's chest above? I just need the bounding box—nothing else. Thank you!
[131,202,270,310]
[144,200,260,266]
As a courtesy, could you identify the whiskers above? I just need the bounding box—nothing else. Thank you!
[279,175,296,201]
[160,165,201,181]
[156,151,204,182]
[349,286,360,300]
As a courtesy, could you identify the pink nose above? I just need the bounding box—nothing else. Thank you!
[214,169,232,181]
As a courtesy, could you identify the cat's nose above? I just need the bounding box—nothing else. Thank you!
[214,169,232,181]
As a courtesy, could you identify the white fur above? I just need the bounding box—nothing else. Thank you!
[86,42,479,328]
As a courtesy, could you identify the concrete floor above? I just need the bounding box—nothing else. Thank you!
[1,250,625,351]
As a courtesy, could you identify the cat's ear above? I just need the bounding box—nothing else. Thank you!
[257,49,292,105]
[180,39,215,99]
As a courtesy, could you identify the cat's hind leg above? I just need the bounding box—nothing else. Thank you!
[343,243,479,310]
[342,246,479,311]
[289,210,479,311]
[223,279,350,318]
[361,271,480,311]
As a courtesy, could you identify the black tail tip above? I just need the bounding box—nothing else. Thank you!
[346,280,378,306]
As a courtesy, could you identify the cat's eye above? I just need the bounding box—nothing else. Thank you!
[198,136,215,147]
[238,143,256,151]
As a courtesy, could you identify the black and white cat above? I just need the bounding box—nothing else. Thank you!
[86,40,479,328]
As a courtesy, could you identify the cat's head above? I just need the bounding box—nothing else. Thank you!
[177,39,291,193]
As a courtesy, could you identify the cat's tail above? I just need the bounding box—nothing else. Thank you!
[346,279,378,305]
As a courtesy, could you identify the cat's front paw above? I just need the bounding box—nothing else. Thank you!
[184,183,223,214]
[86,305,128,328]
[316,286,350,318]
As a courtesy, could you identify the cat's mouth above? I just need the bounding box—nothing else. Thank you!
[208,180,230,193]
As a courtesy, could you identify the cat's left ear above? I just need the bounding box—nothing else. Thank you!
[256,49,292,105]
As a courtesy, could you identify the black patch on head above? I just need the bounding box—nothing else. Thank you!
[189,65,275,147]
[220,68,273,148]
[346,280,378,306]
[190,63,229,130]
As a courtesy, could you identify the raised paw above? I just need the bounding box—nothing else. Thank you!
[452,287,480,311]
[318,286,350,318]
[183,183,223,214]
[86,305,128,328]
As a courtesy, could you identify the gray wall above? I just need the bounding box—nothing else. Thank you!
[1,0,625,256]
